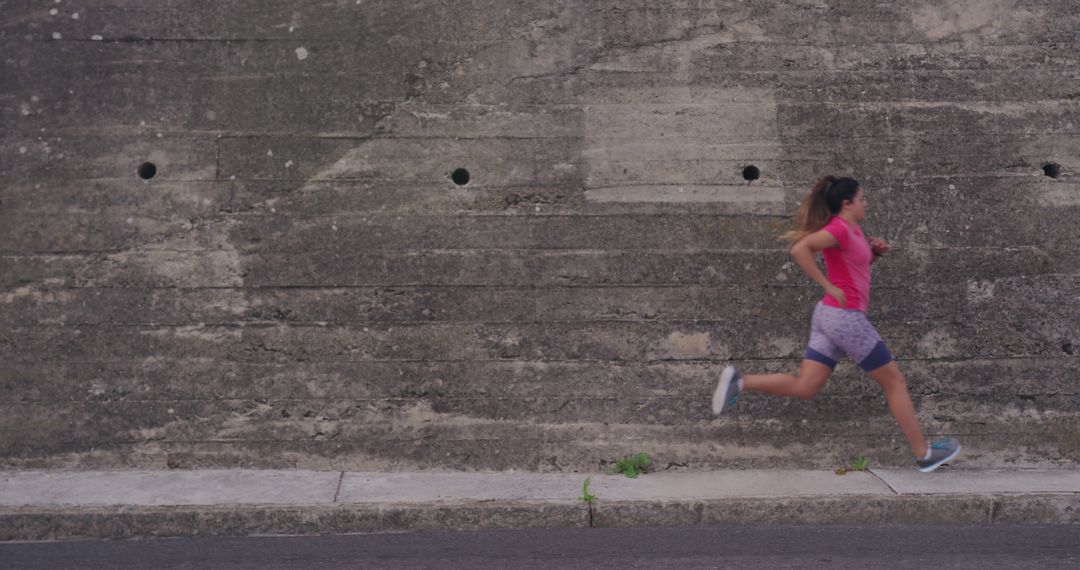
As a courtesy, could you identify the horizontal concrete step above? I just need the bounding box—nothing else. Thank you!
[3,409,1078,472]
[4,199,1080,252]
[3,318,1077,364]
[4,278,1080,327]
[4,247,1076,289]
[4,356,1078,402]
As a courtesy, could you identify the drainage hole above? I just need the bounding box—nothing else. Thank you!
[451,168,470,186]
[137,162,157,180]
[1043,162,1061,179]
[742,165,760,181]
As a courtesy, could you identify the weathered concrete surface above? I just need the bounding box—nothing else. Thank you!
[0,470,340,507]
[873,468,1080,495]
[336,469,898,503]
[2,469,904,508]
[1,468,1078,540]
[2,1,1079,471]
[0,503,591,541]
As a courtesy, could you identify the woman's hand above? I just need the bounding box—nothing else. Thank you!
[825,284,847,308]
[870,237,891,257]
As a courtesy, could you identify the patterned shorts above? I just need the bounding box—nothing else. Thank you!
[805,302,894,372]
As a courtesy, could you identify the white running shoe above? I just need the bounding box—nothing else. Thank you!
[711,366,742,416]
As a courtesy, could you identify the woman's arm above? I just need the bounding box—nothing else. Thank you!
[790,230,847,307]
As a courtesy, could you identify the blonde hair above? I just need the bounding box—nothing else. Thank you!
[780,175,860,243]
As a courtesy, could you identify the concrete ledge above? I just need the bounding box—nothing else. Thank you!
[2,469,1078,540]
[593,494,1080,527]
[0,470,341,507]
[3,494,1079,541]
[0,502,589,542]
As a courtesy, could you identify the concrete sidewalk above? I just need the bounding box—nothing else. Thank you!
[2,469,1078,540]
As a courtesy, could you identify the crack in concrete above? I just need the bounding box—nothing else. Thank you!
[869,469,899,494]
[333,471,345,503]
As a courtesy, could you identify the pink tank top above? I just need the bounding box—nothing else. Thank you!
[820,216,872,312]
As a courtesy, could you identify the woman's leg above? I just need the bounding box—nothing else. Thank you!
[868,361,928,458]
[819,306,930,459]
[742,359,834,400]
[713,303,836,414]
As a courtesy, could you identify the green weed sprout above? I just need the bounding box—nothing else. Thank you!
[580,476,597,503]
[604,452,652,478]
[851,456,870,471]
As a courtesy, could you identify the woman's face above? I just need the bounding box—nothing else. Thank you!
[846,187,868,221]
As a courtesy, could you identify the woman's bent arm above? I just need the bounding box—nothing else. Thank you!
[790,230,845,306]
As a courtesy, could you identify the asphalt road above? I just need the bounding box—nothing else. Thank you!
[2,525,1078,569]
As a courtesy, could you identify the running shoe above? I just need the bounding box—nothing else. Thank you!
[711,366,742,416]
[916,437,961,473]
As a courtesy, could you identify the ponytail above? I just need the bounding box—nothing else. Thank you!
[779,175,860,243]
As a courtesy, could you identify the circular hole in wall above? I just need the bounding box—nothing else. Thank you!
[1043,162,1061,179]
[451,168,470,186]
[137,162,157,180]
[742,165,761,181]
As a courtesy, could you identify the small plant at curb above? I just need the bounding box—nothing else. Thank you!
[580,476,597,503]
[835,456,870,475]
[604,452,652,478]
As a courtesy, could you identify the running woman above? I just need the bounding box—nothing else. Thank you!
[711,175,960,473]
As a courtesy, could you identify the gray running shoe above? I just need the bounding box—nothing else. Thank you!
[711,366,742,416]
[916,437,961,473]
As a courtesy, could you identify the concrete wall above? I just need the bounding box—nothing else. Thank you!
[2,0,1078,472]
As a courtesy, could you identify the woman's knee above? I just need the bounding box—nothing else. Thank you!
[794,360,833,400]
[793,376,825,399]
[870,362,907,390]
[794,387,818,400]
